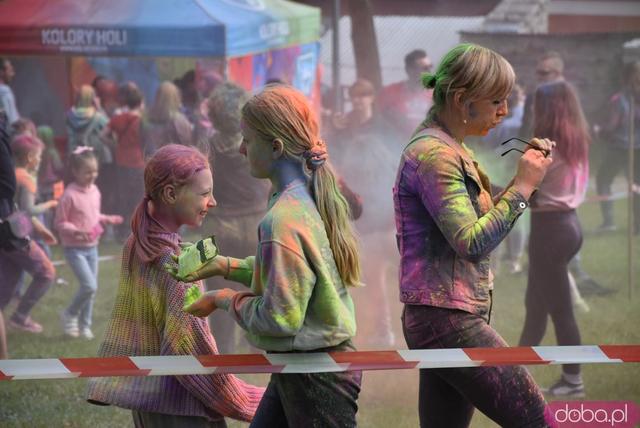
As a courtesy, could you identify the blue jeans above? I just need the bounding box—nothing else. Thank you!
[402,305,548,428]
[64,246,98,329]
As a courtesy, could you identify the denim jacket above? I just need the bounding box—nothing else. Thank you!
[393,127,528,317]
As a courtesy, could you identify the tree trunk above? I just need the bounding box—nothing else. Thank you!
[348,0,382,91]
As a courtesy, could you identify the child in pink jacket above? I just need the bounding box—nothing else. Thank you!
[55,147,122,339]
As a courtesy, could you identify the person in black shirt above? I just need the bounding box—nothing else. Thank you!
[0,108,12,358]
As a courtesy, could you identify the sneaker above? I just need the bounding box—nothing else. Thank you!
[596,223,618,233]
[568,272,590,313]
[61,312,79,338]
[80,327,94,340]
[9,315,43,333]
[543,378,586,398]
[508,260,523,275]
[55,277,70,286]
[577,278,616,297]
[573,297,590,313]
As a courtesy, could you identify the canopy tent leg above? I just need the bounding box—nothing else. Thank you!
[332,0,341,113]
[628,96,636,300]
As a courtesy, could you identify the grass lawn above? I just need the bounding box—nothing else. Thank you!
[1,192,639,427]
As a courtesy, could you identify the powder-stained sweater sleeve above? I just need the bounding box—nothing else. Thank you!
[15,168,50,216]
[416,143,526,262]
[229,240,315,336]
[226,256,255,287]
[16,185,49,215]
[156,252,263,422]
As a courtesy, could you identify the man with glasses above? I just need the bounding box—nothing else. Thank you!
[520,51,565,137]
[380,49,434,140]
[535,51,564,83]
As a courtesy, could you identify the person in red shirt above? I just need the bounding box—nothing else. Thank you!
[102,82,145,240]
[379,49,434,140]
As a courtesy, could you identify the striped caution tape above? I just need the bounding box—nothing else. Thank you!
[0,345,638,381]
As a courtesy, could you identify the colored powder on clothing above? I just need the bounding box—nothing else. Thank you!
[183,284,202,310]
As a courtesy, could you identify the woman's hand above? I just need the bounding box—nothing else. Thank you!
[31,217,58,245]
[39,227,58,246]
[526,137,555,157]
[165,254,229,282]
[107,215,124,225]
[183,289,236,317]
[72,230,90,242]
[44,199,59,211]
[513,148,553,199]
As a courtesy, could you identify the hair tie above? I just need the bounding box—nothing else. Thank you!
[421,73,437,89]
[72,145,94,155]
[302,139,328,171]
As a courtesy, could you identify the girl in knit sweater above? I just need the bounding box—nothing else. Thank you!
[87,144,263,427]
[174,85,363,427]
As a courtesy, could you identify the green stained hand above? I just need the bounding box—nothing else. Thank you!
[183,284,202,311]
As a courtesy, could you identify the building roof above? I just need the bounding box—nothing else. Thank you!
[300,0,501,17]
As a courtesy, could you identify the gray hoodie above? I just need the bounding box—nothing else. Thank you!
[0,83,19,125]
[66,107,111,164]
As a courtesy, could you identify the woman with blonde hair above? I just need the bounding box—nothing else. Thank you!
[142,81,192,156]
[171,85,363,427]
[66,84,110,163]
[66,84,114,230]
[394,43,553,426]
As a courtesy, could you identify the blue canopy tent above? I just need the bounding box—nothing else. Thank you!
[0,0,320,57]
[0,0,322,134]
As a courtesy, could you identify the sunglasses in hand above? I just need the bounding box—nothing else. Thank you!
[500,137,551,158]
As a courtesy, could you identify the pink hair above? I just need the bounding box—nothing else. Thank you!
[11,134,44,165]
[131,144,210,263]
[534,81,590,168]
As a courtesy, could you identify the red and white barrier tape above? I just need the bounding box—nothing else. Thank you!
[0,345,638,381]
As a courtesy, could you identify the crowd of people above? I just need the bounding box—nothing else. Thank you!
[0,43,637,427]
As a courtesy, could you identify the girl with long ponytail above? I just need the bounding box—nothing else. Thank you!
[175,85,363,427]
